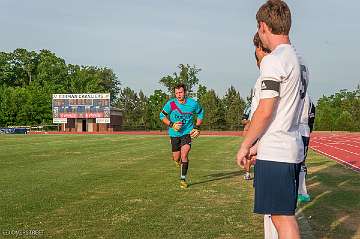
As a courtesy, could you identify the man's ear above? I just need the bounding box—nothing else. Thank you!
[258,22,265,33]
[262,22,272,34]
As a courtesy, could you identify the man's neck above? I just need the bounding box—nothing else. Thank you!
[268,35,290,51]
[177,98,186,104]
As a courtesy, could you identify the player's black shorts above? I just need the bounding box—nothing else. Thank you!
[253,159,301,215]
[170,134,191,152]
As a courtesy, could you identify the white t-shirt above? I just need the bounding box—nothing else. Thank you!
[256,44,308,164]
[249,77,261,120]
[299,93,311,137]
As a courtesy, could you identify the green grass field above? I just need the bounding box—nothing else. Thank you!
[0,135,359,239]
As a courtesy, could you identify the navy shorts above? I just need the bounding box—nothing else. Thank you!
[170,134,191,152]
[253,159,301,215]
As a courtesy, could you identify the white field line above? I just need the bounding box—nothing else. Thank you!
[329,135,360,143]
[311,141,360,156]
[310,145,360,172]
[315,139,360,149]
[312,134,360,144]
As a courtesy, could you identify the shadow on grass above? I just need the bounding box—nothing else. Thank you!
[299,160,360,239]
[190,171,241,186]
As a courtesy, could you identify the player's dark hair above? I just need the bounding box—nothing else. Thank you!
[256,0,291,35]
[174,83,186,92]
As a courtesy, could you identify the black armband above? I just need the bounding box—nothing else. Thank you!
[161,110,169,117]
[169,121,174,127]
[261,80,280,93]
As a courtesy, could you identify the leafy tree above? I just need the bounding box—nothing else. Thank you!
[146,90,169,130]
[335,111,354,131]
[115,87,140,128]
[222,86,245,130]
[0,48,121,127]
[12,48,39,86]
[197,84,207,100]
[198,90,224,130]
[66,65,120,103]
[96,67,120,103]
[35,50,68,94]
[0,86,18,126]
[315,96,337,131]
[160,64,201,96]
[0,52,18,86]
[137,90,148,129]
[315,87,360,131]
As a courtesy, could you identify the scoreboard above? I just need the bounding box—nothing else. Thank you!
[52,94,110,124]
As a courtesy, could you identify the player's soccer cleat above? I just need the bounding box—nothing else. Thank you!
[180,179,188,189]
[243,172,252,180]
[298,194,311,203]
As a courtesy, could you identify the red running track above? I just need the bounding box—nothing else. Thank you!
[310,132,360,172]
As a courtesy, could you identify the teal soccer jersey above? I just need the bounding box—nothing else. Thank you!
[160,98,204,137]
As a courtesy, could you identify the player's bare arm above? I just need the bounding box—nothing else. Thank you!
[237,97,278,167]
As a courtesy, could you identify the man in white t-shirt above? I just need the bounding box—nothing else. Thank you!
[252,32,279,239]
[242,32,271,181]
[250,31,314,239]
[241,103,253,180]
[298,93,316,202]
[251,32,279,239]
[249,33,271,120]
[237,1,308,238]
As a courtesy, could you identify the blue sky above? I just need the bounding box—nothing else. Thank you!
[1,0,359,101]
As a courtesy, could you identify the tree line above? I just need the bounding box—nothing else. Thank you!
[115,64,245,130]
[315,87,360,131]
[0,49,119,126]
[0,49,359,131]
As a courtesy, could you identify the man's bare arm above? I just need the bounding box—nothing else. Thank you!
[162,117,171,126]
[242,97,278,148]
[237,97,278,167]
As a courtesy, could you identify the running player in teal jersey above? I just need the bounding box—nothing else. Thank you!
[160,83,204,188]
